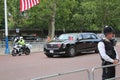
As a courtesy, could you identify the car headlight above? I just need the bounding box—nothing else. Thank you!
[57,44,62,48]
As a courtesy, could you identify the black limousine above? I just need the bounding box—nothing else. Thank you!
[44,33,100,57]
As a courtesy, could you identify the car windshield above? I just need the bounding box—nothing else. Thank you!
[58,34,78,40]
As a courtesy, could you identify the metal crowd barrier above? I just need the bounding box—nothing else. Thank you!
[106,76,120,80]
[32,64,120,80]
[31,68,90,80]
[92,63,120,80]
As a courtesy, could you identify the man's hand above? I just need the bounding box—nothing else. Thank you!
[113,59,119,64]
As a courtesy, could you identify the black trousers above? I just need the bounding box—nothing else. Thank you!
[102,62,116,80]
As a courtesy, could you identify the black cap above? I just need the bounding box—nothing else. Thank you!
[103,26,114,35]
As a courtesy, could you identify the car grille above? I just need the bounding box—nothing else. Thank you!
[46,44,59,49]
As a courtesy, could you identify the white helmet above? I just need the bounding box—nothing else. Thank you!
[20,36,23,39]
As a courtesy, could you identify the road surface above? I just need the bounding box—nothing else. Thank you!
[0,43,120,80]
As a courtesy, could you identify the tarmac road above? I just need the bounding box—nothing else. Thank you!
[0,43,120,80]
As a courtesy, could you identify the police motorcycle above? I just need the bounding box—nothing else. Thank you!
[11,37,32,56]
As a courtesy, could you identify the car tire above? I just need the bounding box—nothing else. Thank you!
[67,46,76,57]
[45,53,54,58]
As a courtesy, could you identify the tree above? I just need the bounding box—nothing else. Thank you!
[49,0,56,39]
[96,0,120,31]
[0,0,120,34]
[0,1,4,29]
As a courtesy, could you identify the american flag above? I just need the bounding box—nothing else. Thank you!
[20,0,40,12]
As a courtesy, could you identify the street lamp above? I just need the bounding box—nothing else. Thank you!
[4,0,10,54]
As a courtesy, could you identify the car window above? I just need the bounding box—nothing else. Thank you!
[58,34,77,40]
[91,34,97,39]
[78,34,82,40]
[82,34,91,39]
[97,34,105,39]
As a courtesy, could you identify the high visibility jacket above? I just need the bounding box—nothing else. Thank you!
[18,39,25,46]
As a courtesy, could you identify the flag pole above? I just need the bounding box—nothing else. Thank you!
[4,0,10,54]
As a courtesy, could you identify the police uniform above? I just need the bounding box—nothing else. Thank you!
[98,26,119,80]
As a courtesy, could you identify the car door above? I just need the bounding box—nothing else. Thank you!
[81,34,93,50]
[75,34,85,52]
[90,34,99,49]
[76,34,91,52]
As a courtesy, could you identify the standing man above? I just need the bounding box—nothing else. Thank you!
[98,26,119,80]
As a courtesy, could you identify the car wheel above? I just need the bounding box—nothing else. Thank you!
[45,53,54,58]
[67,46,76,57]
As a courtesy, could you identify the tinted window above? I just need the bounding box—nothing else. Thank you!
[58,34,78,40]
[78,34,82,39]
[82,34,91,39]
[91,34,97,39]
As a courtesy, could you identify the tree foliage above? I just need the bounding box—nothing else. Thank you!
[0,0,120,32]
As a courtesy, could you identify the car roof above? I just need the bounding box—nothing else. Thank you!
[80,32,96,35]
[61,32,96,35]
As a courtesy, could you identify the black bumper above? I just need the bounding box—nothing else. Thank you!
[44,48,66,55]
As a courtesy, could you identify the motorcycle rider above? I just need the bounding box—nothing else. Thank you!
[18,37,25,46]
[14,36,20,45]
[17,36,26,56]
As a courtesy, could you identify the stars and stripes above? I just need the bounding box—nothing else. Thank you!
[20,0,40,12]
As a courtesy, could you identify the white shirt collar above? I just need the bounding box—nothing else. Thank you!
[103,37,110,42]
